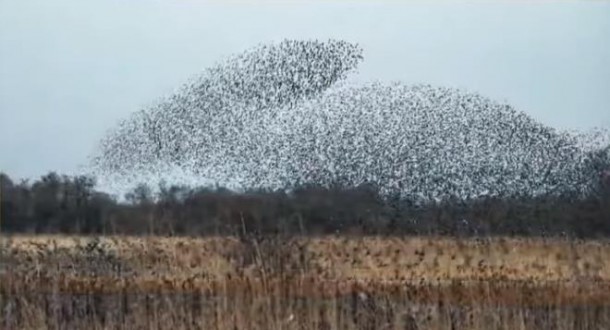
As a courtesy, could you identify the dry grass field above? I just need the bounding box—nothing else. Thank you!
[2,235,610,329]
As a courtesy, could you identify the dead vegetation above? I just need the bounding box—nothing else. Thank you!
[2,235,610,329]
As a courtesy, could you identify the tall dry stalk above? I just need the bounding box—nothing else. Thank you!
[2,235,610,329]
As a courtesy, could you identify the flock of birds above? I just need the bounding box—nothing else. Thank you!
[90,39,610,202]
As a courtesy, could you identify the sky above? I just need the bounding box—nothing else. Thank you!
[1,0,609,181]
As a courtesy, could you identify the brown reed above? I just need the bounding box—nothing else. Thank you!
[2,235,610,329]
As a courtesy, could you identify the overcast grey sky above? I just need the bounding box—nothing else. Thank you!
[1,1,609,180]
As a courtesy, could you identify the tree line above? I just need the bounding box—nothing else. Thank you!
[1,171,609,238]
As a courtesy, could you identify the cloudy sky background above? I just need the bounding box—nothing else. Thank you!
[1,1,609,181]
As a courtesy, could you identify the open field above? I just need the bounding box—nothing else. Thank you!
[2,235,610,329]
